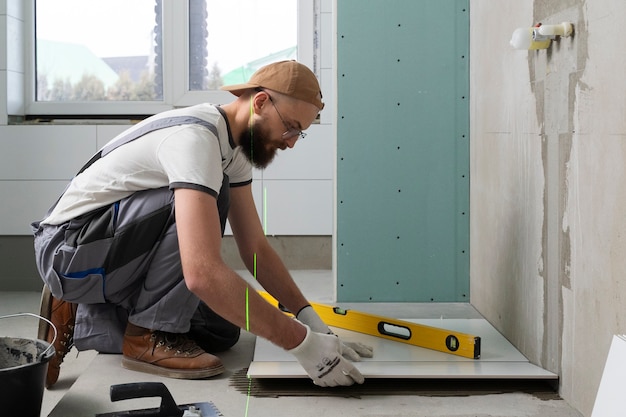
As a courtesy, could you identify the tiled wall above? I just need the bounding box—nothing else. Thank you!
[0,0,335,236]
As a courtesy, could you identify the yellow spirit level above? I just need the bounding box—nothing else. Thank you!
[259,291,481,359]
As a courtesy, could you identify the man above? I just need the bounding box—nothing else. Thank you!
[32,60,371,388]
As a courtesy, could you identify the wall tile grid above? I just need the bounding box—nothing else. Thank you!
[0,1,335,236]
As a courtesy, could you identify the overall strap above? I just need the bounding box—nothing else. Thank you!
[39,116,219,219]
[77,116,219,175]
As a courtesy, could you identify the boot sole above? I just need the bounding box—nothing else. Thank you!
[38,285,53,341]
[121,356,225,379]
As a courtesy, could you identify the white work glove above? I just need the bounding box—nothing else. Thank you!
[289,324,365,387]
[296,305,374,360]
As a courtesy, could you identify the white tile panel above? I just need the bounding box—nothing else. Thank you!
[97,124,264,183]
[6,69,23,114]
[252,167,263,180]
[319,67,334,126]
[249,318,558,379]
[261,179,332,235]
[95,124,134,149]
[223,178,264,236]
[0,125,97,180]
[0,180,69,234]
[260,123,334,180]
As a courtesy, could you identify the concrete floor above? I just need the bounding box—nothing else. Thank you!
[0,271,583,417]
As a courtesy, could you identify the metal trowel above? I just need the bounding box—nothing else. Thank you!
[95,382,222,417]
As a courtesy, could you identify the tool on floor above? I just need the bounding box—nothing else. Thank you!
[259,291,481,359]
[95,382,222,417]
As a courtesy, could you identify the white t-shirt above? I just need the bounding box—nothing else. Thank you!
[42,103,252,225]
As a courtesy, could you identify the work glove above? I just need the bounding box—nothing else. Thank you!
[296,305,374,360]
[289,324,365,387]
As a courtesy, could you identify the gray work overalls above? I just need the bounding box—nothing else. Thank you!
[31,115,240,353]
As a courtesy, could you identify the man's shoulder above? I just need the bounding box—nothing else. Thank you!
[182,102,220,117]
[151,103,220,122]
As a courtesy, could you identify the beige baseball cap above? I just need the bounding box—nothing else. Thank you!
[221,60,324,110]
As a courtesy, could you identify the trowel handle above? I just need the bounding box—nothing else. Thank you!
[109,382,183,417]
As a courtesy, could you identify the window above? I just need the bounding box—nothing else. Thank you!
[26,0,314,116]
[188,0,298,91]
[35,0,161,103]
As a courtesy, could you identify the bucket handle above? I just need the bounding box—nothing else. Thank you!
[0,312,58,361]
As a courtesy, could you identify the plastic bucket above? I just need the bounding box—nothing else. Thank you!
[0,313,56,417]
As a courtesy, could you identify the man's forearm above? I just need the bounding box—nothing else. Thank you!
[243,241,310,317]
[188,262,306,350]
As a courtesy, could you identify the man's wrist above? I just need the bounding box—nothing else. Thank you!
[295,304,312,317]
[282,319,308,350]
[296,305,330,334]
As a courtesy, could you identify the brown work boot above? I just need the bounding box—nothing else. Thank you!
[38,285,78,388]
[121,322,225,379]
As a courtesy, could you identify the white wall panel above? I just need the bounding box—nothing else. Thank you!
[98,124,266,181]
[252,167,263,180]
[223,178,264,236]
[0,125,97,180]
[319,67,334,126]
[1,0,335,236]
[262,179,332,235]
[1,124,333,236]
[219,180,331,236]
[261,123,334,180]
[96,124,132,149]
[6,68,22,114]
[0,180,69,234]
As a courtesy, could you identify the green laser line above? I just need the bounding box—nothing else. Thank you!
[245,97,257,417]
[245,287,250,332]
[244,254,258,415]
[244,375,253,416]
[249,96,254,165]
[245,253,257,333]
[263,187,268,234]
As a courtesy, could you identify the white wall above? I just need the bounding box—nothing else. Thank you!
[0,0,335,236]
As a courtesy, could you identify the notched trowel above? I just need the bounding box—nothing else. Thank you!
[95,382,222,417]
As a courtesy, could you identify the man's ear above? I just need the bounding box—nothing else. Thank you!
[252,89,270,112]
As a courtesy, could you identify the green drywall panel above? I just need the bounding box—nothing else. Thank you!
[336,0,469,302]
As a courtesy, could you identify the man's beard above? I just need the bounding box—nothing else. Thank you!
[239,123,278,169]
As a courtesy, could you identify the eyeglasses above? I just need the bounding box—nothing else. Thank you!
[264,92,307,140]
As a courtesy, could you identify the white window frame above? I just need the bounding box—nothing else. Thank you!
[23,0,316,116]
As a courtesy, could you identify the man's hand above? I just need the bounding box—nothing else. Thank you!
[297,305,374,360]
[289,325,364,387]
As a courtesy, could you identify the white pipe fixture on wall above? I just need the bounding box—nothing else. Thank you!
[510,22,574,50]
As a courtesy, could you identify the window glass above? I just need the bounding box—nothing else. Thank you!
[189,0,297,91]
[35,0,162,101]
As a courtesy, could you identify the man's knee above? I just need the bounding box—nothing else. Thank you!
[189,302,240,353]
